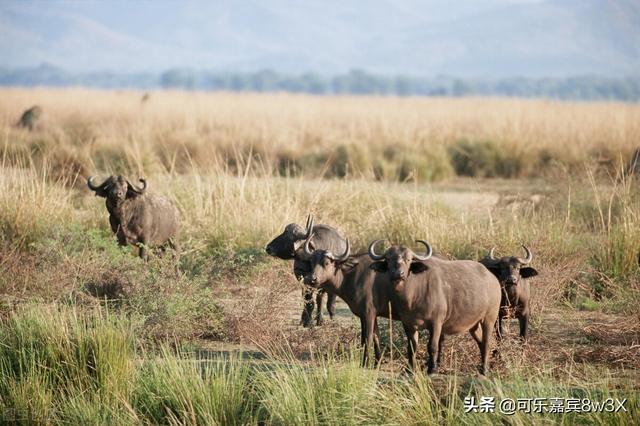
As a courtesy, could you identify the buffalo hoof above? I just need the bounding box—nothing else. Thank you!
[301,317,313,328]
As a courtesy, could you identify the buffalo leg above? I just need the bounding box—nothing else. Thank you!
[496,314,505,341]
[315,290,325,326]
[403,324,419,372]
[363,312,378,368]
[436,334,445,366]
[427,323,442,375]
[138,238,149,261]
[326,292,337,319]
[518,313,529,341]
[469,323,483,352]
[479,320,493,375]
[361,317,371,367]
[373,319,382,363]
[168,238,180,274]
[300,288,315,328]
[361,312,377,367]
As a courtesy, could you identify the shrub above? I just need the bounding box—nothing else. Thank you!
[448,139,522,178]
[328,143,372,178]
[397,145,453,182]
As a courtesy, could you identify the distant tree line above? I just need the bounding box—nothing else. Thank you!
[1,63,639,101]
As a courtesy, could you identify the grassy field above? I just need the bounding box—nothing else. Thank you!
[1,89,639,424]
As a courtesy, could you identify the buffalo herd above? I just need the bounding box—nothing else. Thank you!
[88,175,538,375]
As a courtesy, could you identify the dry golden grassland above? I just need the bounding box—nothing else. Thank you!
[0,88,639,424]
[2,88,640,181]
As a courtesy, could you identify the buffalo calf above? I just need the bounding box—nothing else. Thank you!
[480,245,538,341]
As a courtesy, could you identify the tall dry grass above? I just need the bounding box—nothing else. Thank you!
[1,89,639,423]
[2,88,640,180]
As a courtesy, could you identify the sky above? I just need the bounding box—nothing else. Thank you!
[1,0,638,77]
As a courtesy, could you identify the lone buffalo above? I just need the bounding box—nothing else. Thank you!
[369,240,501,375]
[17,105,43,131]
[87,176,180,262]
[265,215,346,327]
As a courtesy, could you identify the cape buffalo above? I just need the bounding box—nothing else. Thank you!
[369,240,501,375]
[17,105,43,130]
[87,176,180,263]
[265,215,346,327]
[302,237,396,366]
[480,245,538,341]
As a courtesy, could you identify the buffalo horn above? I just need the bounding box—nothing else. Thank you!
[87,176,108,191]
[517,245,533,264]
[334,239,351,262]
[127,178,147,195]
[304,232,315,256]
[367,239,386,261]
[489,246,497,260]
[303,214,314,239]
[413,240,433,261]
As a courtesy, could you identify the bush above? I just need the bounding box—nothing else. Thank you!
[373,145,452,182]
[448,139,522,178]
[397,145,453,182]
[329,143,372,178]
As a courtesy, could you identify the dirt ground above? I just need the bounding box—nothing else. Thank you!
[204,184,640,383]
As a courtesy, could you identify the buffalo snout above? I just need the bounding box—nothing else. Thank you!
[392,269,406,280]
[505,275,518,285]
[304,274,318,286]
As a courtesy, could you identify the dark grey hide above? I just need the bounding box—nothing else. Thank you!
[87,176,180,264]
[303,238,397,367]
[369,240,501,375]
[480,246,538,341]
[265,215,346,327]
[17,105,43,130]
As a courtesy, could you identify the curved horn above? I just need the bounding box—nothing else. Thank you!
[87,176,108,191]
[517,245,533,265]
[334,239,351,262]
[304,232,315,256]
[413,240,433,261]
[489,246,497,260]
[368,239,386,261]
[127,178,147,195]
[303,215,314,239]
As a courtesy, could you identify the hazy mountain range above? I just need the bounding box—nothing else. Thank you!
[1,0,639,78]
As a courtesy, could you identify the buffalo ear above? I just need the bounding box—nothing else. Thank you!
[410,261,428,274]
[369,261,388,273]
[483,265,501,278]
[93,187,108,198]
[520,267,538,278]
[293,239,313,253]
[339,257,359,272]
[126,187,141,199]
